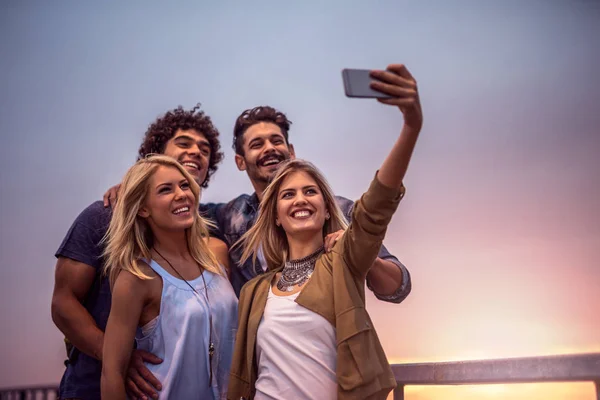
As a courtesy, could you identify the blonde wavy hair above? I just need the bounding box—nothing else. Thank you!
[103,154,222,287]
[236,159,348,271]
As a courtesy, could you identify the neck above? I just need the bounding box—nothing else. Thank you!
[252,180,268,202]
[286,232,324,261]
[152,229,190,261]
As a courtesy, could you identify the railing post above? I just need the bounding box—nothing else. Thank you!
[393,384,405,400]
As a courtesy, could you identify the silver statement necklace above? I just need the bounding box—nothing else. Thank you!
[277,246,324,292]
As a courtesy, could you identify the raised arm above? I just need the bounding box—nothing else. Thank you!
[340,64,423,280]
[101,270,147,400]
[371,64,422,189]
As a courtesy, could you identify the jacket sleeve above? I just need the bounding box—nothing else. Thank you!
[337,196,411,303]
[338,173,405,281]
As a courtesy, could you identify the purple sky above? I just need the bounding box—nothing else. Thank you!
[1,1,599,398]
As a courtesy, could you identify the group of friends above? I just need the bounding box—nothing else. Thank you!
[50,64,423,400]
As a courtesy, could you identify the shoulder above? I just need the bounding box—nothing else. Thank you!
[239,270,276,299]
[75,200,113,226]
[225,194,255,213]
[114,261,156,295]
[334,195,354,209]
[56,201,112,267]
[65,200,113,238]
[334,195,355,218]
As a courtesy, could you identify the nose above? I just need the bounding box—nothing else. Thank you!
[187,144,200,156]
[174,185,187,200]
[263,140,276,153]
[293,193,307,206]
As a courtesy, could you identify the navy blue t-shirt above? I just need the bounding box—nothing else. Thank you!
[55,201,112,400]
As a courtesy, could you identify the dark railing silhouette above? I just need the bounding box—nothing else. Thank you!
[2,353,599,399]
[391,352,600,400]
[0,385,58,400]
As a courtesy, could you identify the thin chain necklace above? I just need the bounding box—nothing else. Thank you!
[277,245,324,292]
[153,247,215,386]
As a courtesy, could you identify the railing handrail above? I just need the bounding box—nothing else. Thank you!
[391,352,600,385]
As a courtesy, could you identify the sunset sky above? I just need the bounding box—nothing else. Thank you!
[1,1,599,399]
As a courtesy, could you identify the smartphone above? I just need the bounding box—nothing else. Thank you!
[342,68,392,99]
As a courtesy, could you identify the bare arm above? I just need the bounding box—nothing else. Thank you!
[101,270,147,400]
[51,257,104,360]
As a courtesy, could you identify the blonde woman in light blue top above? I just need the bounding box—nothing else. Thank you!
[101,155,238,400]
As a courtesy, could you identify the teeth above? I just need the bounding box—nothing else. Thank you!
[173,207,190,214]
[183,162,198,169]
[262,158,279,166]
[293,210,310,218]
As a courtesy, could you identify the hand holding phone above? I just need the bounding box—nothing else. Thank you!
[342,68,393,99]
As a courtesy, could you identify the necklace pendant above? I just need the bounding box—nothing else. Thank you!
[209,342,215,356]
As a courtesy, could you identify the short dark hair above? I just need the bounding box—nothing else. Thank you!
[232,106,292,155]
[137,103,224,188]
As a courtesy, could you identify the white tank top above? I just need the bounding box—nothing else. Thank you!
[254,285,337,400]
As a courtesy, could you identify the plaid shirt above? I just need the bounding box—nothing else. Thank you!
[201,193,411,302]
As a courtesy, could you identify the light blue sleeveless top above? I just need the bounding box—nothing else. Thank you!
[136,259,238,400]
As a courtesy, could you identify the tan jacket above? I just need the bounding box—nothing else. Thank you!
[227,176,405,400]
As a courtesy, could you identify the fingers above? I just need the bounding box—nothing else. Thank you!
[324,234,335,253]
[126,368,155,400]
[386,63,415,81]
[138,349,163,365]
[377,97,419,107]
[126,350,162,399]
[103,190,112,208]
[370,68,416,90]
[324,230,344,252]
[370,81,417,98]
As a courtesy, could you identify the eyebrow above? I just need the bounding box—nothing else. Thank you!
[174,135,210,147]
[155,178,187,190]
[280,185,318,193]
[248,133,284,145]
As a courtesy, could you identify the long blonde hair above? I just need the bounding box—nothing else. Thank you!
[103,154,222,287]
[236,159,348,271]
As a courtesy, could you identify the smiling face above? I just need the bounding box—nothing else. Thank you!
[235,122,295,192]
[162,129,211,187]
[275,170,328,238]
[138,165,196,232]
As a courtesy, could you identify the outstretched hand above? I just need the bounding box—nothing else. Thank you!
[370,64,423,131]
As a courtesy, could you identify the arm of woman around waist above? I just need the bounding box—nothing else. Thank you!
[101,269,148,400]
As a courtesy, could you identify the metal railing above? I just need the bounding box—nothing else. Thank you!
[391,352,600,400]
[2,353,599,399]
[0,385,58,400]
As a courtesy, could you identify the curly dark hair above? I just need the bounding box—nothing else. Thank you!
[137,103,224,188]
[232,105,292,155]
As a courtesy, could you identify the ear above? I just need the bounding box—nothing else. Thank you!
[138,207,150,218]
[325,210,330,220]
[288,143,296,160]
[235,154,247,172]
[275,218,280,226]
